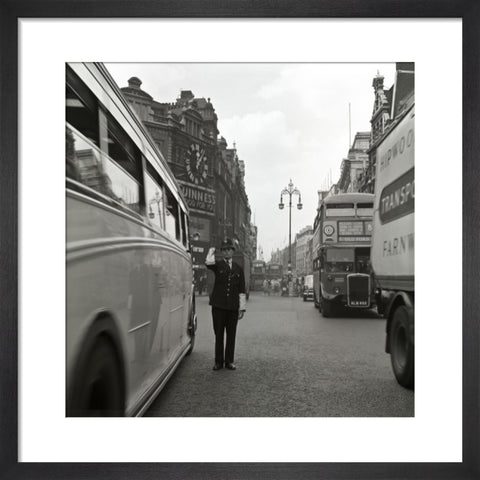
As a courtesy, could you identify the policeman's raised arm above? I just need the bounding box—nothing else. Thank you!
[205,247,216,267]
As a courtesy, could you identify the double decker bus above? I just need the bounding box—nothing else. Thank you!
[312,192,374,317]
[66,63,196,416]
[266,262,284,280]
[251,260,266,290]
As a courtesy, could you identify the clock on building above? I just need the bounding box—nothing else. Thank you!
[185,143,208,185]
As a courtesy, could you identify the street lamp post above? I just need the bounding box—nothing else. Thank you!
[278,179,302,289]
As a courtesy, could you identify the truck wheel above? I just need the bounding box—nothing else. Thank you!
[313,292,319,308]
[69,338,124,416]
[390,305,414,389]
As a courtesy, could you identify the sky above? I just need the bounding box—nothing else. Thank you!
[106,63,396,261]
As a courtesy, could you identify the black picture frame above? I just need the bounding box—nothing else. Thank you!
[1,1,478,479]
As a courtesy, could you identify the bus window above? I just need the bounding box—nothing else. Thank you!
[326,203,355,217]
[145,173,165,231]
[66,68,142,213]
[355,247,371,273]
[180,209,188,247]
[165,188,180,241]
[357,202,374,217]
[66,125,141,213]
[98,109,142,181]
[66,69,99,146]
[326,249,354,273]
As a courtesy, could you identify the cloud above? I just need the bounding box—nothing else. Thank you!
[106,62,397,261]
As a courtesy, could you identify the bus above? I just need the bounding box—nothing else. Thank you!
[66,62,196,417]
[312,192,374,317]
[266,263,284,280]
[251,260,266,290]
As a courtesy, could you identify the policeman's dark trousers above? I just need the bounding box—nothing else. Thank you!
[212,307,239,365]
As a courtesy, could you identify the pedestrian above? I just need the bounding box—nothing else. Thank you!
[263,278,269,296]
[205,238,246,371]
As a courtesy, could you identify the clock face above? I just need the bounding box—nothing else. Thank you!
[185,143,208,185]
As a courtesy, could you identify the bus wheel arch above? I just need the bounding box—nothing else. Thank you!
[68,312,126,416]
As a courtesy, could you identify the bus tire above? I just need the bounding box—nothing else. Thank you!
[390,305,414,389]
[69,337,124,416]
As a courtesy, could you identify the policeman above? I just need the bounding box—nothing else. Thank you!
[205,238,246,371]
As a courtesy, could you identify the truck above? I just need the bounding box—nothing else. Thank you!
[371,102,415,389]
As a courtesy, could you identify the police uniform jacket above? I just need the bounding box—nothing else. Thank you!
[206,259,246,311]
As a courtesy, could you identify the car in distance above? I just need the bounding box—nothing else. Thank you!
[303,274,314,301]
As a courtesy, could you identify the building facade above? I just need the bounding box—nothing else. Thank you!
[337,131,370,193]
[295,226,313,277]
[119,78,254,269]
[359,63,414,193]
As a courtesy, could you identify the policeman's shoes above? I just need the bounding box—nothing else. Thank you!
[213,363,236,370]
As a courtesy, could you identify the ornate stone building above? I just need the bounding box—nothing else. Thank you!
[119,78,254,268]
[359,62,414,193]
[337,131,370,193]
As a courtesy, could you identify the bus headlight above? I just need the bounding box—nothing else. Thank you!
[334,287,340,294]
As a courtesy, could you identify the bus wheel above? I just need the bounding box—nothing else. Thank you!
[70,338,124,416]
[390,305,414,389]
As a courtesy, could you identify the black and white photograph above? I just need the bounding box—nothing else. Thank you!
[3,9,475,480]
[65,61,414,418]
